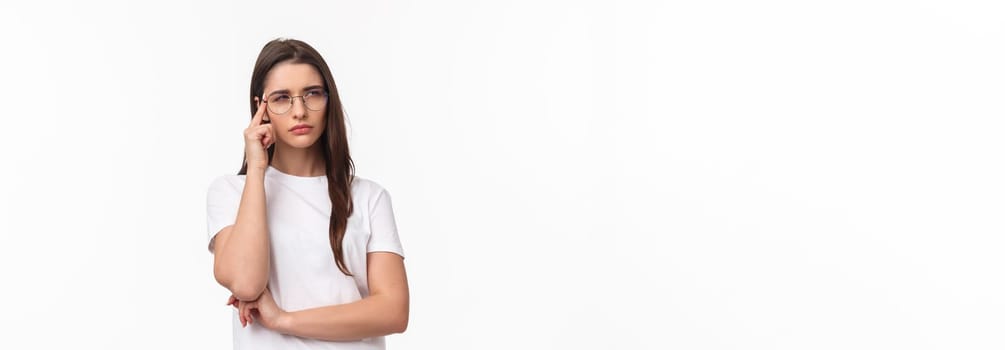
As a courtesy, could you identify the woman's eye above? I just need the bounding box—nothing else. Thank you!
[271,95,291,103]
[306,90,323,97]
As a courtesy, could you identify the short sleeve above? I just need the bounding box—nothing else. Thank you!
[206,176,242,253]
[367,188,404,258]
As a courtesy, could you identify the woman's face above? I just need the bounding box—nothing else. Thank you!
[259,61,328,150]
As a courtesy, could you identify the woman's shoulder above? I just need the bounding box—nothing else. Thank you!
[207,173,246,193]
[351,175,389,196]
[351,175,395,214]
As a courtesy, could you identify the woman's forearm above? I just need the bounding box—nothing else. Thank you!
[214,168,271,301]
[277,293,408,341]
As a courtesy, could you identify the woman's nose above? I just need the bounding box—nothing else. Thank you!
[290,97,308,118]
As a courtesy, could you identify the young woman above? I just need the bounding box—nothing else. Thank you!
[206,38,409,349]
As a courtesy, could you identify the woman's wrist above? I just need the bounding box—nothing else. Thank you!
[246,165,268,175]
[244,167,268,183]
[275,310,295,334]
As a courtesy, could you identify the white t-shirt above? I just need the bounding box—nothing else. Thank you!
[206,165,405,350]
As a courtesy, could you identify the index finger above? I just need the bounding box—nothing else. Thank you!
[249,97,267,127]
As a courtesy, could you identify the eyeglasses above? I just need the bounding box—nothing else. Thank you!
[264,89,329,115]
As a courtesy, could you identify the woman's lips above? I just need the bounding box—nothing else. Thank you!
[290,125,313,135]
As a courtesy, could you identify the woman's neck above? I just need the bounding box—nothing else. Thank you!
[270,142,326,177]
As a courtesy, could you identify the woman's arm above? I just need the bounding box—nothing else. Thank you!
[212,101,274,301]
[211,168,271,301]
[276,252,409,341]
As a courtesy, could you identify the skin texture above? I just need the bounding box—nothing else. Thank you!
[217,61,409,340]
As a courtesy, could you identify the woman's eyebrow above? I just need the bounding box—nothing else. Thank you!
[266,85,325,97]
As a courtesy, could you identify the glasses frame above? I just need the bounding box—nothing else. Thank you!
[264,90,329,115]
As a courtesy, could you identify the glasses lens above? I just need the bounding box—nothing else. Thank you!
[305,92,328,111]
[267,94,291,114]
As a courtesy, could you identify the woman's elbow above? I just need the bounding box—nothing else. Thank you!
[388,306,409,334]
[229,279,267,301]
[390,316,408,334]
[214,262,267,300]
[215,271,264,301]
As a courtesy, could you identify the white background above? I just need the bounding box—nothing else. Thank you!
[0,0,1002,349]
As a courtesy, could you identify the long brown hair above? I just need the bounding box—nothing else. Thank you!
[238,38,356,276]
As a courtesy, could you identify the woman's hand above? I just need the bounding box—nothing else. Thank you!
[244,98,274,172]
[228,286,289,331]
[226,294,251,328]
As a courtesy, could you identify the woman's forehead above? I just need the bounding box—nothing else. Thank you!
[264,62,323,93]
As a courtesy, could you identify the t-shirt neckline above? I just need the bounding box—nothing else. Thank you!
[266,165,327,181]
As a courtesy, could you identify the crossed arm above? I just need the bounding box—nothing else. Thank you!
[277,252,409,340]
[211,169,409,340]
[224,251,409,341]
